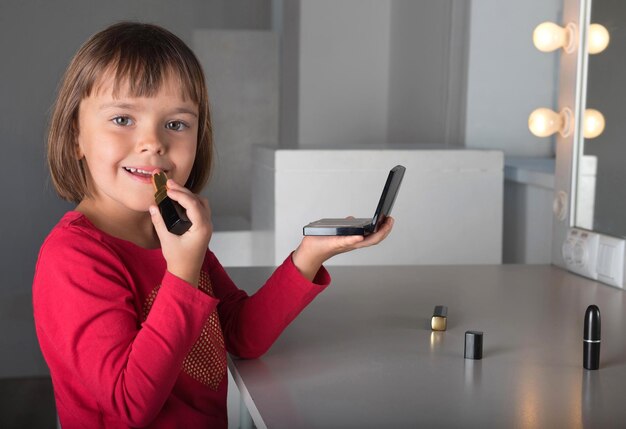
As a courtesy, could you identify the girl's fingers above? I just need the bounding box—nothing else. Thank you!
[149,205,168,238]
[166,179,188,192]
[354,217,394,248]
[164,179,196,200]
[166,188,208,225]
[323,217,394,251]
[163,180,210,227]
[166,187,196,206]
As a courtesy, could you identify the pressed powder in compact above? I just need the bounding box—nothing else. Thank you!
[152,170,192,236]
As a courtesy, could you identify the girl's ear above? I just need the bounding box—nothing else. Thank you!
[74,142,84,160]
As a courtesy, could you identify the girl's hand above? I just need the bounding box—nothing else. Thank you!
[149,179,212,287]
[292,216,394,281]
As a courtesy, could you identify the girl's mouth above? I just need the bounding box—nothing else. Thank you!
[123,167,160,183]
[123,167,152,176]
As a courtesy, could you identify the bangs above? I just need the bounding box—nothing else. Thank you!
[81,23,205,104]
[106,54,201,103]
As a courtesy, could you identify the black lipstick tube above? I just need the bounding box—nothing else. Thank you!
[583,305,601,370]
[152,171,192,236]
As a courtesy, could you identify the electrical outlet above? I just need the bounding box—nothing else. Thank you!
[562,228,626,288]
[562,228,599,280]
[596,235,625,288]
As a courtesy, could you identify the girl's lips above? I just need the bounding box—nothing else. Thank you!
[122,166,159,184]
[123,166,167,175]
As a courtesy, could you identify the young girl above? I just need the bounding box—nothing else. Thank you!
[33,22,393,428]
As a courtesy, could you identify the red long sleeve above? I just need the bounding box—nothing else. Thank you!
[33,212,330,428]
[209,251,331,358]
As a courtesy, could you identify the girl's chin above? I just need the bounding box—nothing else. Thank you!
[126,199,158,214]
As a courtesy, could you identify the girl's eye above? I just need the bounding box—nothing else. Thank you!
[112,116,133,126]
[166,121,188,131]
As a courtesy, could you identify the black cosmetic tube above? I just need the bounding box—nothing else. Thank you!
[583,305,601,370]
[152,171,192,236]
[158,197,192,236]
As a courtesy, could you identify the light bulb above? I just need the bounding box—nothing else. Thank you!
[583,109,605,139]
[533,22,576,53]
[588,23,610,54]
[528,108,572,137]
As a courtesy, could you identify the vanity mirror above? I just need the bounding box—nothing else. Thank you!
[577,0,625,237]
[552,0,626,288]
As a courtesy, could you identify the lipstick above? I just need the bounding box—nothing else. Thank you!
[583,305,601,370]
[431,305,448,331]
[152,170,192,235]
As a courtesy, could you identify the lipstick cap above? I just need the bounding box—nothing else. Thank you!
[584,305,601,341]
[464,330,483,360]
[433,305,447,318]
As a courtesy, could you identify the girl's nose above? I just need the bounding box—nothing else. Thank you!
[136,128,166,155]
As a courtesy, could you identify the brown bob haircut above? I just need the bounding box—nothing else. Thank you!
[48,21,213,203]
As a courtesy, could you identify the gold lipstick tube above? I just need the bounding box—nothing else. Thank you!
[431,305,448,331]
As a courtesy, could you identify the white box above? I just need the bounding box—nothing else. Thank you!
[252,146,504,266]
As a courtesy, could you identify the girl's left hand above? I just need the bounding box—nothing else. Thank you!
[291,216,394,281]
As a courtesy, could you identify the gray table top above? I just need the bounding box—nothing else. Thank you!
[226,264,626,429]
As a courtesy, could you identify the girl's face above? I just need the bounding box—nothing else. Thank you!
[76,72,199,215]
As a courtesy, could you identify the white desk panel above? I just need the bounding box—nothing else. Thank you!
[227,265,626,428]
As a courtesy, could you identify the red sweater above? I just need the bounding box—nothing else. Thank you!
[33,212,330,428]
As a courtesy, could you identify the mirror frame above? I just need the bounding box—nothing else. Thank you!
[552,0,592,269]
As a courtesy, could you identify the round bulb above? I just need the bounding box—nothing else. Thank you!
[588,23,610,54]
[533,22,567,52]
[583,109,605,139]
[529,108,562,137]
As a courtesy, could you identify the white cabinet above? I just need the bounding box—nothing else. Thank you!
[250,146,503,266]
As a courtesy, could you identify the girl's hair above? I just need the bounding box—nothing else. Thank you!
[47,21,213,202]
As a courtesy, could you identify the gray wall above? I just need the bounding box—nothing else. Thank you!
[297,0,391,146]
[387,0,469,145]
[281,0,470,148]
[279,0,301,149]
[0,0,269,378]
[465,0,561,156]
[194,30,278,227]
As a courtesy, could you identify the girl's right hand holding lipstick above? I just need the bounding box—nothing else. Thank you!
[149,179,213,288]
